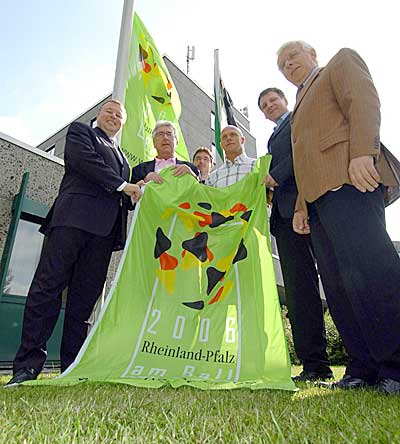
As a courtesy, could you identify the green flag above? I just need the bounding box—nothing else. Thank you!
[29,156,294,391]
[214,49,238,161]
[121,13,189,167]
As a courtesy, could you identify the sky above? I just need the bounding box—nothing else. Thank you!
[1,0,399,238]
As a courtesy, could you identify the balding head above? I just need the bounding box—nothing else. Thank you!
[220,125,245,162]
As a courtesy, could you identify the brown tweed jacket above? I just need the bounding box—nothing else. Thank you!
[291,48,398,209]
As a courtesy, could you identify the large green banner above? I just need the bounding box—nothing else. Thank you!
[121,13,189,167]
[30,158,294,391]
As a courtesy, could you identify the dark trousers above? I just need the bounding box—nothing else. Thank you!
[273,212,330,373]
[308,185,400,382]
[13,225,116,374]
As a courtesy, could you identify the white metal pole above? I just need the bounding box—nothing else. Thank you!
[113,0,136,104]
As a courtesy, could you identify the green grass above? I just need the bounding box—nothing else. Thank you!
[1,367,400,444]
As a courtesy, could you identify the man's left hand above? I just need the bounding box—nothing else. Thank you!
[172,164,196,177]
[262,174,278,187]
[292,210,310,235]
[348,155,381,192]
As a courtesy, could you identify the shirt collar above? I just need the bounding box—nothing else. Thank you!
[299,65,319,90]
[155,157,176,163]
[275,111,290,130]
[225,153,249,166]
[95,126,118,144]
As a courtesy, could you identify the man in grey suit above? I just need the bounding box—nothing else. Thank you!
[259,87,332,382]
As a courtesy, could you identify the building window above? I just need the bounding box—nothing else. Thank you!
[270,235,278,256]
[4,215,44,297]
[211,143,218,162]
[210,111,215,131]
[46,145,56,156]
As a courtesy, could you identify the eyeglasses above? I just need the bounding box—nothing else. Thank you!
[154,131,175,139]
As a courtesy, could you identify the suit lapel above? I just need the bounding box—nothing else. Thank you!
[94,126,123,169]
[272,113,291,139]
[148,160,156,174]
[292,68,322,117]
[120,149,132,181]
[268,113,291,151]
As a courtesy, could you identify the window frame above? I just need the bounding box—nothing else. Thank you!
[0,172,49,304]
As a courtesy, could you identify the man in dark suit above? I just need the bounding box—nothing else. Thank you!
[131,120,199,184]
[258,87,332,382]
[277,40,400,394]
[6,100,141,387]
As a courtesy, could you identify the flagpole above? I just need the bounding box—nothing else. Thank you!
[113,0,136,105]
[213,49,224,161]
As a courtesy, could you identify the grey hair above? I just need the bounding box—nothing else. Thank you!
[277,41,318,70]
[152,120,178,141]
[277,40,315,57]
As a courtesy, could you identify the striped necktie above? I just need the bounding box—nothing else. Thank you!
[111,139,123,164]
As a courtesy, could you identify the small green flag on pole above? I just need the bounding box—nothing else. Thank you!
[121,13,189,167]
[214,49,238,161]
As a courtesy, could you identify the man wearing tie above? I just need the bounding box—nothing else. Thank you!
[277,40,400,394]
[258,87,332,382]
[6,100,141,387]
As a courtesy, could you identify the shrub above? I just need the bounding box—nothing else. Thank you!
[282,306,348,366]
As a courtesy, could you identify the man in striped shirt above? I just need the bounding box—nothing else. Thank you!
[206,125,256,188]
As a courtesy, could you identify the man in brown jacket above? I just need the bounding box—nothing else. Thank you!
[277,40,400,394]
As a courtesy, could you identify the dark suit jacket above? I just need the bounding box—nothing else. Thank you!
[268,113,298,233]
[41,122,131,251]
[131,159,199,183]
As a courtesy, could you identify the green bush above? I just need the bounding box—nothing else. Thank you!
[282,306,348,365]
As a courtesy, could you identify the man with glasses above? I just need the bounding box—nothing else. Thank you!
[276,40,400,394]
[131,120,199,184]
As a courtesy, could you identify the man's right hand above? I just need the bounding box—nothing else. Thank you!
[144,172,163,184]
[123,183,142,202]
[348,155,381,192]
[292,210,310,235]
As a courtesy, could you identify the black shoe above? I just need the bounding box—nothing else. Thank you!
[292,370,334,382]
[4,368,38,388]
[329,375,371,390]
[377,378,400,395]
